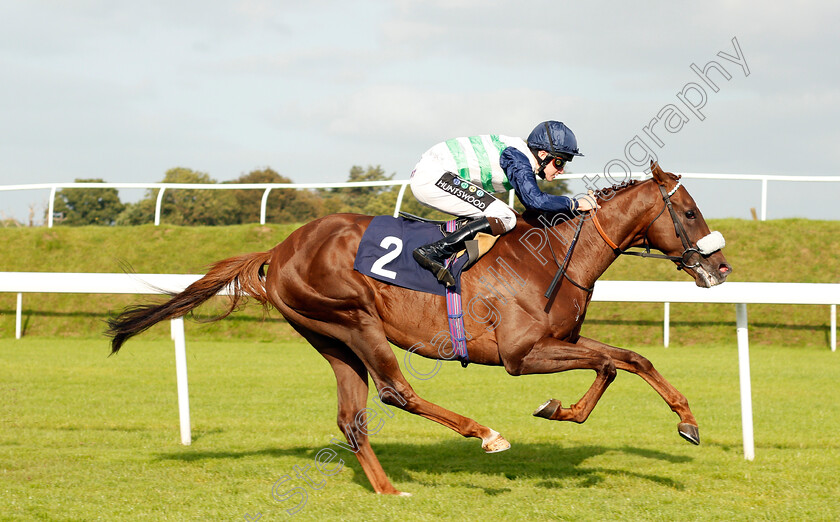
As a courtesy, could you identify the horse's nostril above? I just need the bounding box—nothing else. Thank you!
[719,264,732,275]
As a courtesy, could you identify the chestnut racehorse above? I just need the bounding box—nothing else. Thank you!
[107,162,731,495]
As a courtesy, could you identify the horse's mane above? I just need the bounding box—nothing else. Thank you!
[519,177,658,228]
[593,179,640,200]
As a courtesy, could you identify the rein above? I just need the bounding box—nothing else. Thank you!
[543,215,592,312]
[588,178,708,270]
[540,176,723,307]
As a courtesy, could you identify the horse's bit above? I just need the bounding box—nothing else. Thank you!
[542,178,725,305]
[590,178,725,271]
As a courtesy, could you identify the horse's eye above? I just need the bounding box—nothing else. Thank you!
[685,210,696,219]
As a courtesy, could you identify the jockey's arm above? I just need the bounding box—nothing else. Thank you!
[501,148,578,213]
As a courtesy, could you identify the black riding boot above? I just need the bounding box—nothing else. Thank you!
[413,217,494,287]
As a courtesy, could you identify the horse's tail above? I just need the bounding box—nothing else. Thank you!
[106,251,273,355]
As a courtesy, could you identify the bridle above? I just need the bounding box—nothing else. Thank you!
[542,177,724,306]
[589,177,714,271]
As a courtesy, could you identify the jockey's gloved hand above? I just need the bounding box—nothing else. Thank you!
[575,191,600,212]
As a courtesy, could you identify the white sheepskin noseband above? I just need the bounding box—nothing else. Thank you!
[696,231,725,255]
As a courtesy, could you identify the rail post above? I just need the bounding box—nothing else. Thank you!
[15,293,22,339]
[47,186,57,228]
[260,188,273,225]
[736,303,755,460]
[760,178,768,221]
[154,188,166,226]
[171,317,192,445]
[393,183,409,218]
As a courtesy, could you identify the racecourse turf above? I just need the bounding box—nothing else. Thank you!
[1,338,838,521]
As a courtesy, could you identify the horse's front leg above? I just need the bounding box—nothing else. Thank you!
[503,336,617,424]
[574,336,700,445]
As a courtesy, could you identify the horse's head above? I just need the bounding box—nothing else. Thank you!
[639,162,732,287]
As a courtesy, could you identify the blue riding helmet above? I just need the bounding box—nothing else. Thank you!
[527,121,584,159]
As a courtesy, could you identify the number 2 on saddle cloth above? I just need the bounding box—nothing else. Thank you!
[353,215,497,366]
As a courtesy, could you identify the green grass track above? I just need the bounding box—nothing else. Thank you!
[2,338,838,520]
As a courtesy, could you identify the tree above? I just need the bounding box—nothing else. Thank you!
[0,211,22,228]
[117,168,240,226]
[326,165,400,216]
[54,178,125,226]
[395,192,453,220]
[115,195,157,226]
[226,168,325,224]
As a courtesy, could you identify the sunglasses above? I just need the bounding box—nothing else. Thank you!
[550,155,572,171]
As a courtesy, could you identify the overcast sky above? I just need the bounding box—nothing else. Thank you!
[1,1,838,223]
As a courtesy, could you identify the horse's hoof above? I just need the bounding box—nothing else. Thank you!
[376,490,412,497]
[482,430,511,453]
[533,399,562,420]
[678,423,700,445]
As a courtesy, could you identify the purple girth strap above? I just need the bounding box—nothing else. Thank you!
[444,220,469,367]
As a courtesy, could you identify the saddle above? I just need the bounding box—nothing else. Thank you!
[398,212,499,271]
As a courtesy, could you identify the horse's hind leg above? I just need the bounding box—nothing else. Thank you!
[316,342,408,495]
[505,336,617,424]
[575,336,700,444]
[288,321,405,494]
[347,328,510,453]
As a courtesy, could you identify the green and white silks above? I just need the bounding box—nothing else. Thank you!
[421,135,536,194]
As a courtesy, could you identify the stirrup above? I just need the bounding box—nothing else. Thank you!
[413,249,456,287]
[433,266,456,287]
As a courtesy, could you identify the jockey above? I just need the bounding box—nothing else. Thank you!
[410,120,598,287]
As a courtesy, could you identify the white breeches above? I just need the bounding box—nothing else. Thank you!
[409,162,517,232]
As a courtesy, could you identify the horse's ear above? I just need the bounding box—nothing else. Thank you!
[650,160,667,185]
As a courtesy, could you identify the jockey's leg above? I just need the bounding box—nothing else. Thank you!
[409,167,515,286]
[410,188,515,286]
[412,216,507,287]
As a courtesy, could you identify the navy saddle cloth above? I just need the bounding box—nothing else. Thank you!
[353,216,470,296]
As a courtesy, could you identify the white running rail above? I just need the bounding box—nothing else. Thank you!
[1,273,837,460]
[2,172,839,226]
